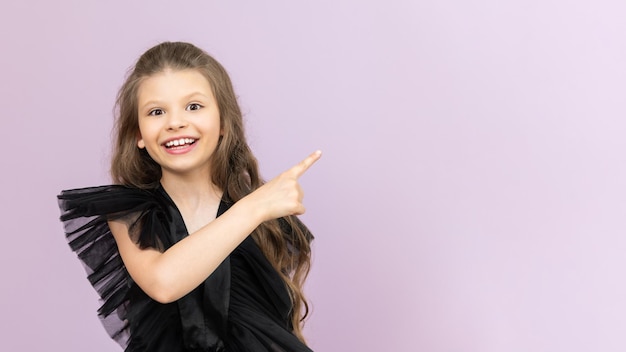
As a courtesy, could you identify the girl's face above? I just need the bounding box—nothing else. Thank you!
[136,69,222,179]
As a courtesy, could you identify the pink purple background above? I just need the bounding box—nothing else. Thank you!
[1,1,625,351]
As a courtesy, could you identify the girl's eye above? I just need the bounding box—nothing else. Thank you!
[148,109,164,116]
[187,103,203,111]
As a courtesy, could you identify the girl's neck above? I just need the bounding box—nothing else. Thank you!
[160,170,223,212]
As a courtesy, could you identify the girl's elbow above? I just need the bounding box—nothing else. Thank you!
[142,273,180,304]
[146,283,179,304]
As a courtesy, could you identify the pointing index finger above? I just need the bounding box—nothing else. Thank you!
[292,150,322,178]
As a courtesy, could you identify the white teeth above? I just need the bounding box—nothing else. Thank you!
[165,138,195,148]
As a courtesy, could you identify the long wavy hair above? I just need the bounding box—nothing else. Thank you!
[110,42,312,342]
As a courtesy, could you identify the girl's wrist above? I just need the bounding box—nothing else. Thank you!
[237,193,268,225]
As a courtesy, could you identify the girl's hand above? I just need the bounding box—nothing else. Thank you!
[247,150,322,222]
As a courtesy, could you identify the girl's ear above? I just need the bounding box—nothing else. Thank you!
[137,133,145,149]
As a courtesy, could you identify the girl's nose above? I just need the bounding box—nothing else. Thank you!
[166,110,188,130]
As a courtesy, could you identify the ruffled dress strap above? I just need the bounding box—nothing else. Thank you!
[59,185,234,351]
[58,185,169,347]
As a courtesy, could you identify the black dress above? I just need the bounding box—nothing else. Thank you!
[58,185,313,352]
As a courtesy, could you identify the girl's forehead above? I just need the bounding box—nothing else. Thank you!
[137,69,215,102]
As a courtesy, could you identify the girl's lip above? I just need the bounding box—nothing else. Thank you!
[163,141,197,155]
[161,136,198,146]
[161,136,198,155]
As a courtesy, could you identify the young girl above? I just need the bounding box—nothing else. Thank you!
[58,41,321,352]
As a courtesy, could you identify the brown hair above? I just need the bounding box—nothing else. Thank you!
[110,42,312,342]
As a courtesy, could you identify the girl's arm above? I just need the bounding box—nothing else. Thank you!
[108,151,321,304]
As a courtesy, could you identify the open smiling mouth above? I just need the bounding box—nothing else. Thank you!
[164,138,197,149]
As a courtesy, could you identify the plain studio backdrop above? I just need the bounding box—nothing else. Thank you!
[1,1,625,351]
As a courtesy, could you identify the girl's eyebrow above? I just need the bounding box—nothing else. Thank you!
[139,92,210,110]
[181,92,210,101]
